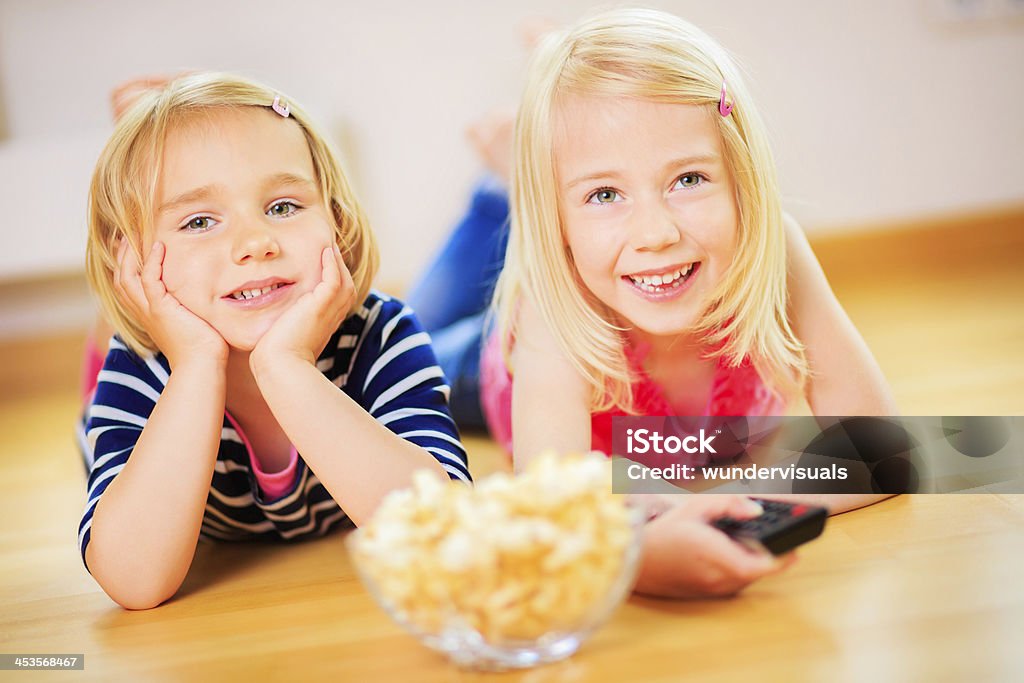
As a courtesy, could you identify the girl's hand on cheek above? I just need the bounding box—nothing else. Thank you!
[250,244,355,372]
[115,239,228,370]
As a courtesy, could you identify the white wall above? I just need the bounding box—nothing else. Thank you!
[1,0,1022,334]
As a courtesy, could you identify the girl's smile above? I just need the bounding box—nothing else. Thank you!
[222,278,296,308]
[623,261,701,301]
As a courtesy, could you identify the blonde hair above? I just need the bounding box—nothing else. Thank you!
[86,72,378,356]
[493,7,807,412]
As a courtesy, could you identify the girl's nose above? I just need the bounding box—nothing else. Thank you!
[231,221,281,264]
[628,200,681,252]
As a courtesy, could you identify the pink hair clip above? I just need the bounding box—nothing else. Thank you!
[718,81,733,117]
[271,96,290,118]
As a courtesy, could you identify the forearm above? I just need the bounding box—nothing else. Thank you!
[86,360,226,609]
[253,357,447,526]
[509,307,593,471]
[512,400,591,472]
[784,216,897,416]
[801,312,897,417]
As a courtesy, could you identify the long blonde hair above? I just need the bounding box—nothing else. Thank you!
[86,72,378,356]
[493,7,807,412]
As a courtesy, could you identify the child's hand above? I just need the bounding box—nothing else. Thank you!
[250,244,355,370]
[635,495,796,599]
[115,240,228,369]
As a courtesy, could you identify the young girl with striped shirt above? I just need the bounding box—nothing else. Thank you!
[79,73,470,610]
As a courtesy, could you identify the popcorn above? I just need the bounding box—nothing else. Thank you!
[349,451,636,643]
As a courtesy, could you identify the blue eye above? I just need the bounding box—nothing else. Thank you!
[181,215,216,232]
[587,188,621,205]
[673,173,705,190]
[267,201,300,217]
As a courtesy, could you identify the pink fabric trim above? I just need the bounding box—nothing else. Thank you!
[224,411,299,500]
[479,331,785,458]
[81,335,104,403]
[480,331,514,454]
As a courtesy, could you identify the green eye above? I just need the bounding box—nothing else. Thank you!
[184,216,213,232]
[588,189,620,204]
[675,173,703,189]
[268,201,297,216]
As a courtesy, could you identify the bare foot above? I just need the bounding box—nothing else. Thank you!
[462,17,558,185]
[519,17,559,49]
[109,72,191,121]
[466,111,515,186]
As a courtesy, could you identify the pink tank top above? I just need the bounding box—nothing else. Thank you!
[479,331,784,456]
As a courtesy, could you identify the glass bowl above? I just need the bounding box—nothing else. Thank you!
[345,509,642,671]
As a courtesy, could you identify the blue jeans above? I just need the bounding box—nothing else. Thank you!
[405,179,510,431]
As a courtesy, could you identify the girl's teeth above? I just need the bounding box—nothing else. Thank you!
[231,284,281,300]
[630,264,694,288]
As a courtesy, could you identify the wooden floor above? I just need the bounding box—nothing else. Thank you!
[0,216,1021,679]
[807,209,1024,416]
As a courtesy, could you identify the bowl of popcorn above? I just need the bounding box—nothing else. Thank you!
[346,452,642,670]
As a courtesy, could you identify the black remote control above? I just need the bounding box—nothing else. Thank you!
[712,499,827,555]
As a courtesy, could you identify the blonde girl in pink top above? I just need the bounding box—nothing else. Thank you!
[484,8,897,597]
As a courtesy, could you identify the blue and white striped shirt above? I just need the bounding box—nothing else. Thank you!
[78,291,471,569]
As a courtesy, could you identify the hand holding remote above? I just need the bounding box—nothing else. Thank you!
[712,498,827,555]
